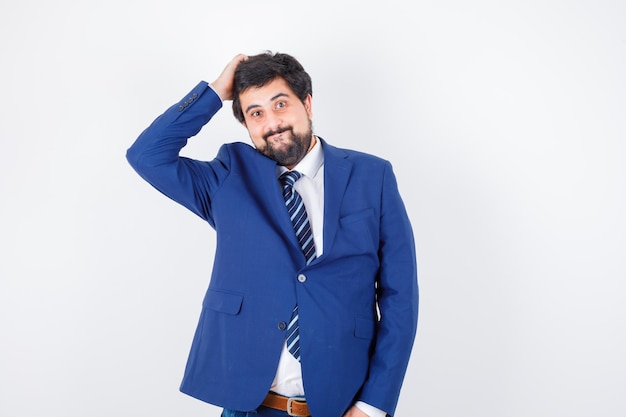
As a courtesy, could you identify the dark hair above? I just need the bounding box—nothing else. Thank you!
[232,51,312,123]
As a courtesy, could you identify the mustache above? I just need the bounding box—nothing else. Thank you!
[263,126,292,141]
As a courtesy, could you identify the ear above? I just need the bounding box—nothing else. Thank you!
[303,94,313,118]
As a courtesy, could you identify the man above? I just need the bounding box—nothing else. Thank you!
[126,52,418,417]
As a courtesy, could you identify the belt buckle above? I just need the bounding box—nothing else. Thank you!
[286,397,300,416]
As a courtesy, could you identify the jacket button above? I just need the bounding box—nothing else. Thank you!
[278,321,287,331]
[297,274,307,283]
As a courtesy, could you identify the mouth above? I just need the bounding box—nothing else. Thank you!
[264,127,291,142]
[268,132,284,142]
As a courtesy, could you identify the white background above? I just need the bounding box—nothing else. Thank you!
[1,1,625,416]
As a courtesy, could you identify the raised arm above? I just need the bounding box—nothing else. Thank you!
[125,54,249,224]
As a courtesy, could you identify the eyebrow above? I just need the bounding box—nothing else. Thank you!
[244,92,290,114]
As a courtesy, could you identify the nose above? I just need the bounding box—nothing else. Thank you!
[266,111,283,133]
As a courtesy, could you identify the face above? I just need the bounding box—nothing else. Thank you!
[239,77,314,168]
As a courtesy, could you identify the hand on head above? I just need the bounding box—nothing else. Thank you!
[210,54,248,101]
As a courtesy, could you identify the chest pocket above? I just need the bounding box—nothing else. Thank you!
[337,208,377,255]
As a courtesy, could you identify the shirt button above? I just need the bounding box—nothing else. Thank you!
[297,274,307,283]
[278,321,287,331]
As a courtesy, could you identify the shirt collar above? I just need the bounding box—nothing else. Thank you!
[276,136,324,180]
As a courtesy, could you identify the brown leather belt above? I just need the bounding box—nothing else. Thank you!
[262,392,311,417]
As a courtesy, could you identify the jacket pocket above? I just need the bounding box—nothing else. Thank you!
[202,289,243,315]
[336,208,378,257]
[339,208,375,226]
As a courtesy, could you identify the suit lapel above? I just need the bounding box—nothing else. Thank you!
[251,151,303,252]
[252,138,353,264]
[319,139,352,261]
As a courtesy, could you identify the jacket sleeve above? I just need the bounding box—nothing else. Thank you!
[358,161,419,416]
[126,82,230,226]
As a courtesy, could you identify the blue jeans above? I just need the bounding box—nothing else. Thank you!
[221,406,296,417]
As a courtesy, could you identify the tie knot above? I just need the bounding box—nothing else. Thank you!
[279,170,302,188]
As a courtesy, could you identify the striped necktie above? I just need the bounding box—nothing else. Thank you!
[280,170,317,361]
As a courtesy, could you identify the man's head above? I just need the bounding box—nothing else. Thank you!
[232,52,313,123]
[232,52,315,168]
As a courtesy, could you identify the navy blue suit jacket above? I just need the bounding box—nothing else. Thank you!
[126,82,418,417]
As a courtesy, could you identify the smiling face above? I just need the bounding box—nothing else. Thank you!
[239,77,314,168]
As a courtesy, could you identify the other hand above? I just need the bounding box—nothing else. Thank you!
[343,405,370,417]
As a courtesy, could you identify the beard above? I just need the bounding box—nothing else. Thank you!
[259,120,313,167]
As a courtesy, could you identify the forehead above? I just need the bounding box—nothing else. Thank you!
[239,77,296,108]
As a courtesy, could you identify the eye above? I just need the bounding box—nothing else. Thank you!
[275,100,287,110]
[250,110,262,118]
